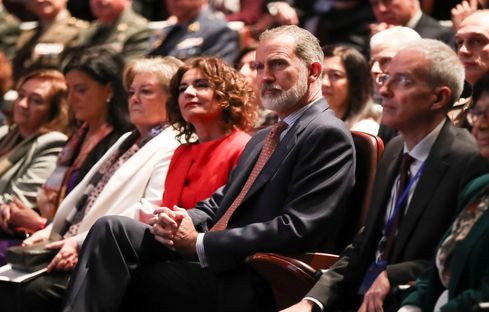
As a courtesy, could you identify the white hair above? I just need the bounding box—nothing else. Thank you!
[402,39,465,106]
[370,26,421,50]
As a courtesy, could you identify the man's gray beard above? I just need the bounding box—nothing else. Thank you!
[260,70,308,114]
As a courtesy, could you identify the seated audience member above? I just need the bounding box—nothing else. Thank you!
[322,44,381,135]
[255,1,374,57]
[0,0,20,60]
[235,45,278,129]
[369,26,421,144]
[369,27,421,91]
[0,69,69,227]
[60,25,356,312]
[283,39,489,312]
[12,0,87,82]
[75,0,152,62]
[399,71,489,312]
[451,9,489,129]
[0,47,132,264]
[147,0,239,64]
[161,57,255,210]
[369,0,454,45]
[0,56,182,312]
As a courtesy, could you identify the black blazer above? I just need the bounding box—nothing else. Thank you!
[188,98,356,273]
[307,120,489,310]
[414,13,454,45]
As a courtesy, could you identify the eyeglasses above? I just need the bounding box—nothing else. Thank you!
[467,107,489,126]
[376,73,413,88]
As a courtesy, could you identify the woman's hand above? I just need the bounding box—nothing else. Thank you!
[0,203,12,234]
[8,197,46,233]
[22,226,51,246]
[46,237,79,272]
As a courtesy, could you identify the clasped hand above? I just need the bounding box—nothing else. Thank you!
[148,206,198,258]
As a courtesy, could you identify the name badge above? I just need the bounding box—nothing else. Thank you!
[33,43,64,56]
[176,37,203,49]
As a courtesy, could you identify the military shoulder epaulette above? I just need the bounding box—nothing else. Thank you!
[67,17,89,29]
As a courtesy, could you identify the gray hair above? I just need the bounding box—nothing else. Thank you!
[401,39,465,107]
[259,25,324,65]
[123,56,183,92]
[370,26,421,51]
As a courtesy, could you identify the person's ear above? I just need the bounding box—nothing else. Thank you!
[431,86,451,111]
[308,61,322,83]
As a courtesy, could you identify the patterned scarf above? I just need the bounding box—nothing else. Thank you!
[436,183,489,287]
[37,122,113,219]
[58,124,168,238]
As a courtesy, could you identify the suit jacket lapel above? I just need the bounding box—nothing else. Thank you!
[362,140,402,245]
[240,99,328,204]
[391,122,453,260]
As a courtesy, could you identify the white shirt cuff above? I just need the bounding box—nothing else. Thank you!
[304,297,324,311]
[196,233,208,268]
[398,305,422,312]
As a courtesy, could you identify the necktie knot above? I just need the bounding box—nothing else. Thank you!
[400,153,415,181]
[270,121,288,139]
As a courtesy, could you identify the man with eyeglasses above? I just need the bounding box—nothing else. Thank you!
[282,39,489,312]
[369,26,420,145]
[369,0,453,45]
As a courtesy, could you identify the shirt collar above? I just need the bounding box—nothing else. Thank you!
[406,10,423,29]
[282,97,322,128]
[403,119,445,162]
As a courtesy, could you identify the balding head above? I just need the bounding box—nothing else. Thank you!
[370,26,421,86]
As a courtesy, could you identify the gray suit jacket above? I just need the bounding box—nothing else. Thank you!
[0,131,66,208]
[306,120,489,310]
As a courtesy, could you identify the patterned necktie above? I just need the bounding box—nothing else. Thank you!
[211,121,288,231]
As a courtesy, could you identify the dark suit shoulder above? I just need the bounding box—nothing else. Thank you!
[414,14,454,44]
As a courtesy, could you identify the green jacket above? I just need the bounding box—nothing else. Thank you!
[402,173,489,311]
[77,7,152,61]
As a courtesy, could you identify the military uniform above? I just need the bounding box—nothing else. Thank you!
[12,10,87,81]
[147,8,239,64]
[0,5,20,60]
[76,7,151,62]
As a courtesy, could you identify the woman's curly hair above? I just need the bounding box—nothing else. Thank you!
[167,57,257,142]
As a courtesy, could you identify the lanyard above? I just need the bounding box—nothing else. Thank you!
[384,161,426,237]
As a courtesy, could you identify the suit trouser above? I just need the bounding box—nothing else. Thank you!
[62,215,276,312]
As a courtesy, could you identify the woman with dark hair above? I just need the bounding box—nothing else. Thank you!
[162,56,256,210]
[0,48,131,260]
[399,72,489,311]
[322,44,381,135]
